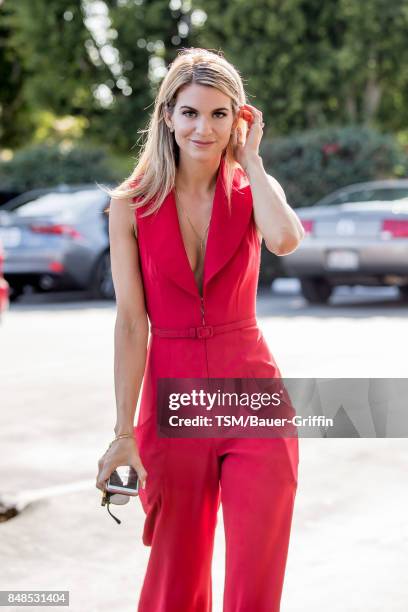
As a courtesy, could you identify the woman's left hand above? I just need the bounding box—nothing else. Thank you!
[232,103,265,171]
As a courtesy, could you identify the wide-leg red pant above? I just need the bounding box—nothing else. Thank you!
[136,434,299,612]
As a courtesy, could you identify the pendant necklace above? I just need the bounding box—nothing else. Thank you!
[174,187,211,256]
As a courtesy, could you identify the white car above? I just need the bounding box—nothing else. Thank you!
[281,180,408,304]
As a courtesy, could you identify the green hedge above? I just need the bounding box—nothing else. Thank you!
[0,143,120,191]
[260,124,408,208]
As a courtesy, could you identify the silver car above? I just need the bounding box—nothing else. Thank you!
[281,179,408,304]
[0,185,114,302]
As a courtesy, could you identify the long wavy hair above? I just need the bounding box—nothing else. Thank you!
[101,47,248,218]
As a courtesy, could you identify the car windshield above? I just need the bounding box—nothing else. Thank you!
[321,187,408,206]
[13,190,104,218]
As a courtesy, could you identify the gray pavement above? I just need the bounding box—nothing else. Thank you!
[1,285,407,611]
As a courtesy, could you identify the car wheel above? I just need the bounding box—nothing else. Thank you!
[300,277,333,304]
[8,284,24,303]
[399,285,408,301]
[90,251,115,300]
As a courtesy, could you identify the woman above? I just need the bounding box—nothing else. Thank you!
[96,47,304,611]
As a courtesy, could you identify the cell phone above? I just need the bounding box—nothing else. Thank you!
[106,465,139,496]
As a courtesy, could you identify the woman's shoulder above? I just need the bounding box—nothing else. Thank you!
[109,178,142,239]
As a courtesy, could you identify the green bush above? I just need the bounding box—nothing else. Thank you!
[0,143,120,191]
[260,124,408,208]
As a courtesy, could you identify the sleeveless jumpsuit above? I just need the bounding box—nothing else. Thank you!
[133,155,299,612]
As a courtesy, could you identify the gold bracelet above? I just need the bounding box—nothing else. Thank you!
[108,433,134,449]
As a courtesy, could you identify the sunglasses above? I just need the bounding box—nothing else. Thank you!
[101,489,130,524]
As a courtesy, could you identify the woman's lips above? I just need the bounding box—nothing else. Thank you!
[191,140,215,147]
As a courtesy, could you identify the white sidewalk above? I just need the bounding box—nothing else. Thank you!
[1,438,408,611]
[1,295,407,610]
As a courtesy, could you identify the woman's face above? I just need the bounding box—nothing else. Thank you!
[166,83,237,162]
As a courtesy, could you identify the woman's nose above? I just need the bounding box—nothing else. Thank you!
[194,118,213,135]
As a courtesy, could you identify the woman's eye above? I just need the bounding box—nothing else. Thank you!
[182,111,227,118]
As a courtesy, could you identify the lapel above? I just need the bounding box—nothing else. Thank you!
[137,156,253,298]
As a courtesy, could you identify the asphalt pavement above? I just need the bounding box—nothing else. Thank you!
[1,284,407,611]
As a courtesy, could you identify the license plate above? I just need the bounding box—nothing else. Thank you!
[326,250,359,270]
[0,227,21,248]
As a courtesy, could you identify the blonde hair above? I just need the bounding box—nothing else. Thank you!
[101,47,248,218]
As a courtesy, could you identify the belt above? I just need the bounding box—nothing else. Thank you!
[150,316,258,339]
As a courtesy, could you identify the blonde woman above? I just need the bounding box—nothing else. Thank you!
[96,47,304,611]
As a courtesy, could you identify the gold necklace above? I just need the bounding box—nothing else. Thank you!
[174,187,211,255]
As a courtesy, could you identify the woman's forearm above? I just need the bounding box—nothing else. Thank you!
[244,154,305,255]
[113,314,149,435]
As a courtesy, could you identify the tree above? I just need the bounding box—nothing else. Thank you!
[2,0,196,152]
[189,0,408,134]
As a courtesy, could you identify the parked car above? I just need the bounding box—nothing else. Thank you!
[0,184,115,301]
[258,243,287,288]
[313,178,408,208]
[0,188,21,207]
[282,187,408,304]
[0,183,97,211]
[0,237,10,319]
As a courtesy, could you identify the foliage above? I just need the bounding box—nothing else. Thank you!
[1,0,193,151]
[0,143,120,191]
[2,1,408,152]
[260,124,408,207]
[190,0,408,134]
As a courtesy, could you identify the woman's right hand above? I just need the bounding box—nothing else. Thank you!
[95,437,148,493]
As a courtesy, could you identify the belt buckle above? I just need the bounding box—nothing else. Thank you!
[196,325,213,338]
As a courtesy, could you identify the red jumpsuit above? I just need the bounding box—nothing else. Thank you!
[133,155,299,611]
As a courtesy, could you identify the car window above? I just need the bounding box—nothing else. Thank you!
[345,188,408,202]
[14,190,105,218]
[322,187,408,206]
